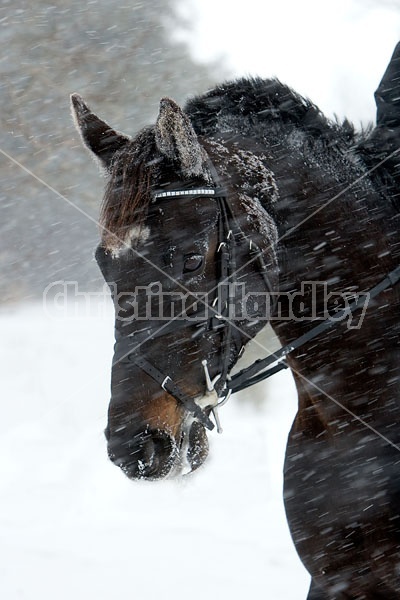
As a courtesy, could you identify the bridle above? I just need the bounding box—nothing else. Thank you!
[113,166,275,432]
[112,162,400,434]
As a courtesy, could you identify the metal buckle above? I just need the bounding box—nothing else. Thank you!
[217,241,227,252]
[161,376,171,391]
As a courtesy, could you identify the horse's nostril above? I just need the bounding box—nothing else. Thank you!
[108,429,177,480]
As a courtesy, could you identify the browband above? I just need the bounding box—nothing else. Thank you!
[153,187,225,200]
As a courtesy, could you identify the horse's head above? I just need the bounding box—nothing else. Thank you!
[71,93,278,480]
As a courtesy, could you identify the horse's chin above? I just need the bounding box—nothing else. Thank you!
[183,419,210,474]
[167,419,209,479]
[164,393,214,478]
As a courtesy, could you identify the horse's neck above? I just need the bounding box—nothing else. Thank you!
[266,145,400,393]
[215,131,394,342]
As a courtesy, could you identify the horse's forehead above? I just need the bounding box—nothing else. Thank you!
[146,196,219,236]
[95,196,219,280]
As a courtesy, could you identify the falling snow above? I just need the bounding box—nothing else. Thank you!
[2,0,400,599]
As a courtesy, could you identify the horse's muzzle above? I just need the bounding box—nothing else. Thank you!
[105,418,210,480]
[107,428,177,480]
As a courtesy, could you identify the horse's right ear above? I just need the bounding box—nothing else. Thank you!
[70,93,131,170]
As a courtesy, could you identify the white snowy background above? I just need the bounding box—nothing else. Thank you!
[2,2,400,599]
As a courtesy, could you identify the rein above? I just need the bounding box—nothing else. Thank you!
[229,263,400,393]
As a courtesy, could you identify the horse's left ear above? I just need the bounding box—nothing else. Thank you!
[70,93,131,170]
[155,97,204,177]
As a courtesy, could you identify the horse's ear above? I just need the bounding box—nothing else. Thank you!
[155,97,204,177]
[70,93,131,170]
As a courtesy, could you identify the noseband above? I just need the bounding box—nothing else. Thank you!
[113,164,275,432]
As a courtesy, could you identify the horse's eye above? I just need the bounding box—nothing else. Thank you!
[183,254,204,273]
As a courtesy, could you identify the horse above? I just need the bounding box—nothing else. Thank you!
[71,42,400,599]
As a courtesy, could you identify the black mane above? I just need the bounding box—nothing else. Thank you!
[185,77,361,145]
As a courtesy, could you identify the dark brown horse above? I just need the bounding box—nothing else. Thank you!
[71,43,400,599]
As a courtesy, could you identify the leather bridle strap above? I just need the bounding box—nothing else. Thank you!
[132,355,215,430]
[211,195,243,395]
[229,263,400,393]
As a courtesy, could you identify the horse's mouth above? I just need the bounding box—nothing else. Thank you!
[173,418,210,477]
[163,392,217,478]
